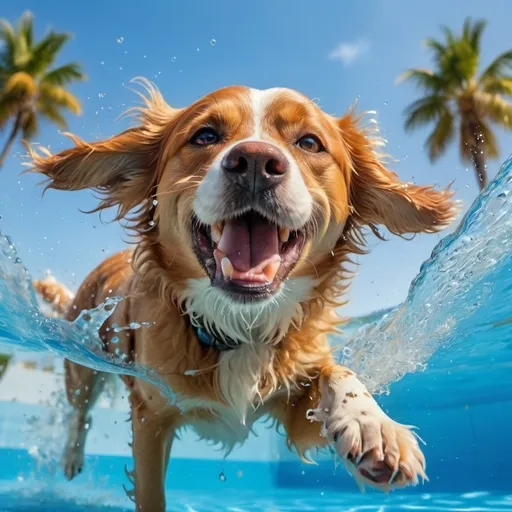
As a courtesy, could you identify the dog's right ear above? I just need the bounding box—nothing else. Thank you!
[27,80,178,224]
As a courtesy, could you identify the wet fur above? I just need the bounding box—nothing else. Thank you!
[27,80,458,510]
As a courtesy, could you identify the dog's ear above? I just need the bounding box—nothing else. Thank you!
[339,113,459,236]
[27,80,178,225]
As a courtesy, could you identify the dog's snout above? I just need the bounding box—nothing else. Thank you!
[221,141,289,192]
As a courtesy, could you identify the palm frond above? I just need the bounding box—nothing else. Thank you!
[0,19,16,68]
[440,25,456,46]
[39,84,81,114]
[27,32,72,76]
[2,71,36,96]
[480,50,512,82]
[481,77,512,96]
[403,95,451,131]
[474,91,512,129]
[463,17,487,53]
[37,99,67,129]
[425,108,455,161]
[41,63,85,86]
[395,68,446,90]
[18,11,33,49]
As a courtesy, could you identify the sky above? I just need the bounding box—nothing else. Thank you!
[1,0,512,317]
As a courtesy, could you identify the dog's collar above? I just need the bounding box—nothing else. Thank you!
[191,317,243,351]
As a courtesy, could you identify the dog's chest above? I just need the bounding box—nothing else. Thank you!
[182,344,279,449]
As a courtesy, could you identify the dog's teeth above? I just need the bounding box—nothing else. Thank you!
[279,228,290,243]
[211,224,222,243]
[263,261,280,283]
[221,257,234,280]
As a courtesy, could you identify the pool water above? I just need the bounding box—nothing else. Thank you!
[1,489,512,512]
[0,156,511,510]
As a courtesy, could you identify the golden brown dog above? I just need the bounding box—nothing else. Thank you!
[33,271,74,318]
[28,80,457,511]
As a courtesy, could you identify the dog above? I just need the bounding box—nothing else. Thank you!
[33,271,75,318]
[28,80,457,511]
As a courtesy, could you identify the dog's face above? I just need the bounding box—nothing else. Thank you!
[156,86,356,303]
[30,81,457,341]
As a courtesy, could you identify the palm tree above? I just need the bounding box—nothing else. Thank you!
[0,11,85,169]
[397,18,512,191]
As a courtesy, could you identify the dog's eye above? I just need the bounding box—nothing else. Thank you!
[296,135,324,153]
[190,127,220,146]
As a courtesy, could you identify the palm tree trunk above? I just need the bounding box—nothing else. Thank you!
[469,122,488,192]
[471,149,487,191]
[0,111,23,170]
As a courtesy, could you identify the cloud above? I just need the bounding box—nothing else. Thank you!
[328,40,370,66]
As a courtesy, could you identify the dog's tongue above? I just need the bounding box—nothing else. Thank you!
[218,213,279,273]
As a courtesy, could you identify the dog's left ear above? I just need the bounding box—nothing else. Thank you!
[339,114,458,235]
[26,79,178,226]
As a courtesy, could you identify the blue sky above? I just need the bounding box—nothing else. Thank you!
[1,0,512,316]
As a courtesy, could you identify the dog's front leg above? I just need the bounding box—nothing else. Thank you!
[307,365,427,491]
[129,392,175,512]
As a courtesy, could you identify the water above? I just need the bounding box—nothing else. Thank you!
[0,157,511,510]
[1,488,512,512]
[338,156,512,403]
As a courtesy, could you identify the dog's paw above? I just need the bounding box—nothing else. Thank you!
[307,367,427,492]
[62,442,84,480]
[62,413,90,481]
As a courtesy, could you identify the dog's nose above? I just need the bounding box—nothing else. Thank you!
[221,141,289,192]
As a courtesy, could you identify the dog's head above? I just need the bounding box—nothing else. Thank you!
[29,80,457,342]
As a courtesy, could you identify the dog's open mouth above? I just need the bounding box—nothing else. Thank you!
[192,211,306,299]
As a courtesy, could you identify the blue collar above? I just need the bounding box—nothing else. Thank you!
[192,319,243,351]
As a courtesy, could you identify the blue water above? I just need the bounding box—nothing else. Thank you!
[0,156,512,510]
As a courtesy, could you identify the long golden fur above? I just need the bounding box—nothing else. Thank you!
[27,80,457,511]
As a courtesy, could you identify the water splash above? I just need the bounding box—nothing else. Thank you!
[0,235,176,406]
[340,155,512,397]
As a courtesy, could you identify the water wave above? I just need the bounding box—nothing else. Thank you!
[339,156,512,400]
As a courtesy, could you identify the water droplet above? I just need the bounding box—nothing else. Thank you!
[98,92,105,99]
[219,472,226,482]
[210,39,216,46]
[117,37,124,43]
[100,61,105,65]
[497,191,508,201]
[112,336,120,344]
[143,54,147,59]
[384,102,388,106]
[171,56,176,63]
[196,48,200,52]
[342,347,352,358]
